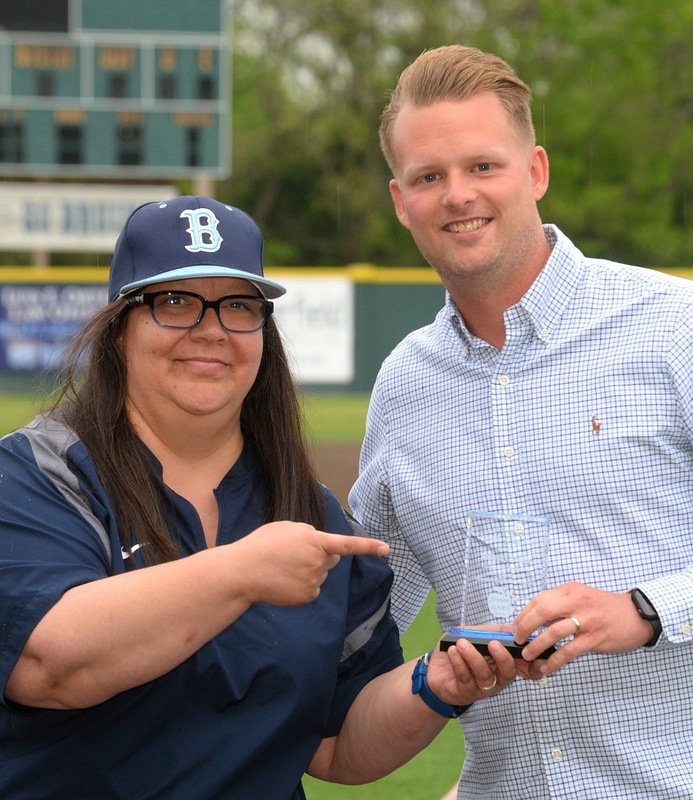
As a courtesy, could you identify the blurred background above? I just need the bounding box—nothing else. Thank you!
[229,0,693,271]
[0,5,690,797]
[0,0,691,396]
[2,0,692,266]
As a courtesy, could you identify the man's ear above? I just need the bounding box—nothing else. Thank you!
[530,146,550,202]
[389,179,411,230]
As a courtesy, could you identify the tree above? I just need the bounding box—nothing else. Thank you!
[223,0,692,268]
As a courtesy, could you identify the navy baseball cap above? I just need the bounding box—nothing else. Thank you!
[108,196,286,302]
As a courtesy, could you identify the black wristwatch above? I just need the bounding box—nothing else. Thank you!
[630,588,662,647]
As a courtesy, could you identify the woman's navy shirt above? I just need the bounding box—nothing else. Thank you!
[0,415,403,799]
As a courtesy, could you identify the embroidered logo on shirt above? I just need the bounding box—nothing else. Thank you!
[121,543,145,560]
[591,416,601,436]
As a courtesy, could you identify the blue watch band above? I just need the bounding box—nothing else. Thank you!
[411,651,469,719]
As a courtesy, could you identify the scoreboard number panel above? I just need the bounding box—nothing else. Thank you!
[0,0,229,178]
[0,1,69,33]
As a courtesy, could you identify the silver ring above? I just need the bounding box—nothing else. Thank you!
[477,674,497,692]
[568,616,581,635]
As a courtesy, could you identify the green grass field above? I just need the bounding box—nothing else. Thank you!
[0,388,373,442]
[300,391,372,443]
[0,390,47,435]
[0,388,463,799]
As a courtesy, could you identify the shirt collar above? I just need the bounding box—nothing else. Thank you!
[447,224,583,349]
[519,224,583,342]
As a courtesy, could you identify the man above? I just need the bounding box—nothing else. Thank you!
[350,45,693,799]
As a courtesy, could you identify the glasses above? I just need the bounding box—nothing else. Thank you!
[127,291,273,333]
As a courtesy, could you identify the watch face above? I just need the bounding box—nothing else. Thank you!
[631,589,662,646]
[631,589,657,619]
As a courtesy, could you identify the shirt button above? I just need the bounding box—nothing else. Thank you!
[551,748,562,761]
[539,328,549,339]
[514,522,525,533]
[504,447,515,458]
[499,374,510,386]
[682,623,692,636]
[538,675,548,687]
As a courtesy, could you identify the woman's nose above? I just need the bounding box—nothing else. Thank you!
[190,305,227,337]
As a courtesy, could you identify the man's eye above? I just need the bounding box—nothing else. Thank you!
[421,173,438,183]
[476,163,492,172]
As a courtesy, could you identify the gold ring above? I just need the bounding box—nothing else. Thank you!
[568,616,581,635]
[477,674,497,692]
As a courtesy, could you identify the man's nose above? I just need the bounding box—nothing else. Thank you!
[442,170,477,206]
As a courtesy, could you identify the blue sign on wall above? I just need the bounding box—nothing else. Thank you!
[0,283,106,371]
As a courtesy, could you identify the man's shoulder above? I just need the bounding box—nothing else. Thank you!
[548,226,693,302]
[581,257,693,304]
[371,309,460,417]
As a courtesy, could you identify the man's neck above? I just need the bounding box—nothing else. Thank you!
[447,235,553,349]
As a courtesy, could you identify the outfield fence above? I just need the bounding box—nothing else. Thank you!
[2,265,691,394]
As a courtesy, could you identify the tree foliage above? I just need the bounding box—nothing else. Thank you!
[221,0,692,268]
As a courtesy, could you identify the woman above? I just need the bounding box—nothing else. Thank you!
[0,196,513,799]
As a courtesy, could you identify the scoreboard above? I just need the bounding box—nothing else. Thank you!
[0,0,230,178]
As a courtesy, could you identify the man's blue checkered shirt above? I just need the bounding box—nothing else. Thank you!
[351,225,693,799]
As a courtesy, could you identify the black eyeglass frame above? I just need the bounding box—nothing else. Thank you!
[126,290,274,333]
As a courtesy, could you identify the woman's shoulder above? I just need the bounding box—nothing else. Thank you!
[318,483,354,535]
[1,412,80,460]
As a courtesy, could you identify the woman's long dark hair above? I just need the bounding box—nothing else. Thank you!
[51,298,326,565]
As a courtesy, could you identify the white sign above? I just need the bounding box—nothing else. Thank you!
[0,183,178,251]
[273,276,354,384]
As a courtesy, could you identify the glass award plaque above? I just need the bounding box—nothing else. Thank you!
[459,510,550,627]
[441,511,553,655]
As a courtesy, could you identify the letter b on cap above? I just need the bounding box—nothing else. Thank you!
[180,208,223,253]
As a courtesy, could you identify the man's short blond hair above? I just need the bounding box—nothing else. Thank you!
[380,45,535,173]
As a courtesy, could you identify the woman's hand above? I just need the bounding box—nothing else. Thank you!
[234,521,389,606]
[426,636,519,705]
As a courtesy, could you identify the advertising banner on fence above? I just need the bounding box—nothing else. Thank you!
[0,273,354,384]
[0,283,107,371]
[274,276,354,384]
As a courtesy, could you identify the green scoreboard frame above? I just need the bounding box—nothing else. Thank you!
[0,0,230,178]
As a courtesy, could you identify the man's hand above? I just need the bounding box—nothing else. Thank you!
[512,582,657,677]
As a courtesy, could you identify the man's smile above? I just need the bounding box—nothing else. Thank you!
[444,218,491,233]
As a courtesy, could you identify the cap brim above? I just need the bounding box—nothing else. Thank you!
[117,265,287,299]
